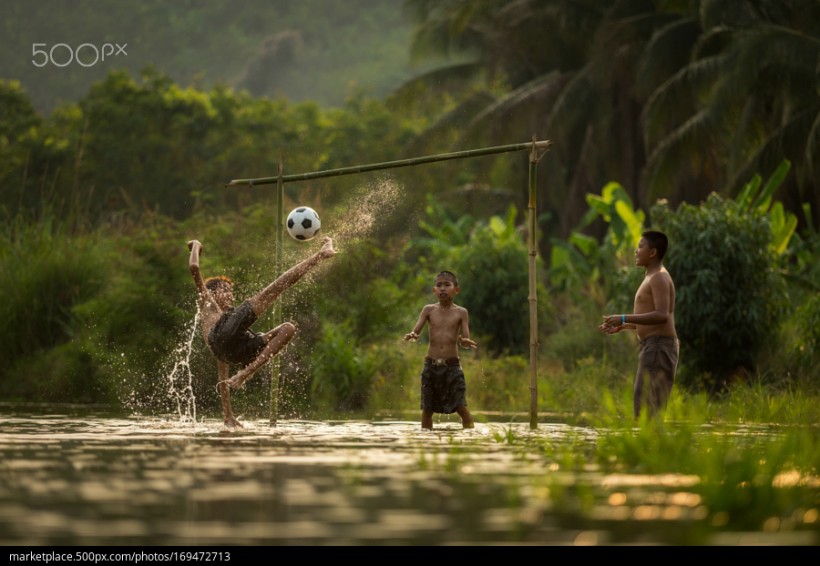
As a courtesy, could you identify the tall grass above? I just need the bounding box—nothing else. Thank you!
[0,212,108,401]
[478,384,820,538]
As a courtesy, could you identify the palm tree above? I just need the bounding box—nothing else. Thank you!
[641,0,820,216]
[400,0,818,239]
[398,0,698,241]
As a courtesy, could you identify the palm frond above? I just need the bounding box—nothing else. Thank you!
[461,71,569,142]
[727,106,820,199]
[642,106,723,202]
[636,16,701,96]
[642,53,727,146]
[399,89,498,157]
[388,61,483,107]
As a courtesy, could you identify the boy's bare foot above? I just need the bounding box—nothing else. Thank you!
[224,416,243,428]
[319,236,336,258]
[462,421,475,429]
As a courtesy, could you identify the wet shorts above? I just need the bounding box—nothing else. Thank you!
[634,335,679,418]
[207,301,266,366]
[420,357,467,414]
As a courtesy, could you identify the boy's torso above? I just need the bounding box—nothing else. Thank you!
[633,270,676,340]
[426,303,464,359]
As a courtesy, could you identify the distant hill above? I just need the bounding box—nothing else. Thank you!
[0,0,432,113]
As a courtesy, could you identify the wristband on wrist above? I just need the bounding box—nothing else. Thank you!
[621,314,626,325]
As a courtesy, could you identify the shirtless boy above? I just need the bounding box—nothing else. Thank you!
[188,237,335,427]
[599,230,679,419]
[404,270,477,430]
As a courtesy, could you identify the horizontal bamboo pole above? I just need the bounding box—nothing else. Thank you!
[226,140,553,187]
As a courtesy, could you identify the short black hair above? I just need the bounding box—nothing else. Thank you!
[642,230,669,260]
[436,270,459,286]
[205,275,233,292]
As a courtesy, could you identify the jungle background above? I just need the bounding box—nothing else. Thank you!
[1,0,818,422]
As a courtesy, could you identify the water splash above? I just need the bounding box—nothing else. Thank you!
[164,310,200,425]
[330,177,402,244]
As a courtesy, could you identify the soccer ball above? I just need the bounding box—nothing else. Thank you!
[286,206,322,241]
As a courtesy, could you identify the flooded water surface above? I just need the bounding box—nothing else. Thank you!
[0,407,816,546]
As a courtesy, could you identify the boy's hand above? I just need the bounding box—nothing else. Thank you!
[598,322,622,334]
[460,337,478,350]
[187,240,202,252]
[404,332,419,342]
[601,314,627,328]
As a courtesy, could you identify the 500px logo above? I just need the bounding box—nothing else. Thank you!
[32,43,127,67]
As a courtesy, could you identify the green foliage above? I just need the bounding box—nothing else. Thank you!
[367,343,423,418]
[735,160,798,255]
[0,215,105,399]
[776,203,820,379]
[549,182,645,311]
[0,70,418,226]
[0,80,42,198]
[540,294,636,377]
[451,211,534,355]
[652,194,786,390]
[311,239,414,344]
[409,201,550,356]
[465,355,529,414]
[310,321,376,414]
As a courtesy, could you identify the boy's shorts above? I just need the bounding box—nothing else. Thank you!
[420,357,467,414]
[208,301,266,366]
[634,335,679,418]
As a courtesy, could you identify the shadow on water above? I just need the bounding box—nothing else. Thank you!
[0,404,816,546]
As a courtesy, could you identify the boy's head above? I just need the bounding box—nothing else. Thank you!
[436,270,459,287]
[205,275,234,308]
[641,230,669,261]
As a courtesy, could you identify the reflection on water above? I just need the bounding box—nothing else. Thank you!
[0,408,816,545]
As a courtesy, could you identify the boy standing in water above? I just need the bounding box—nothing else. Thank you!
[404,271,477,430]
[187,237,336,427]
[599,230,678,419]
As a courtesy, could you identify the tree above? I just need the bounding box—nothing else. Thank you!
[652,192,788,392]
[401,0,818,247]
[641,0,820,218]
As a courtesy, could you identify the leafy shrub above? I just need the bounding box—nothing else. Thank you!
[409,202,550,356]
[310,321,376,414]
[0,217,106,399]
[652,194,786,391]
[549,182,645,311]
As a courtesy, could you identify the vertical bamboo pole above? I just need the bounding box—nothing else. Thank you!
[269,158,285,426]
[527,136,539,430]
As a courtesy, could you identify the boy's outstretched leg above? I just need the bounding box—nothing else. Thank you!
[247,237,335,318]
[227,322,296,389]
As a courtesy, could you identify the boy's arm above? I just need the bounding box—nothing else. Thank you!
[458,308,478,349]
[188,240,206,296]
[404,306,430,341]
[599,322,634,334]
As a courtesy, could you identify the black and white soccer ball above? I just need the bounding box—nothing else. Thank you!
[286,206,322,241]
